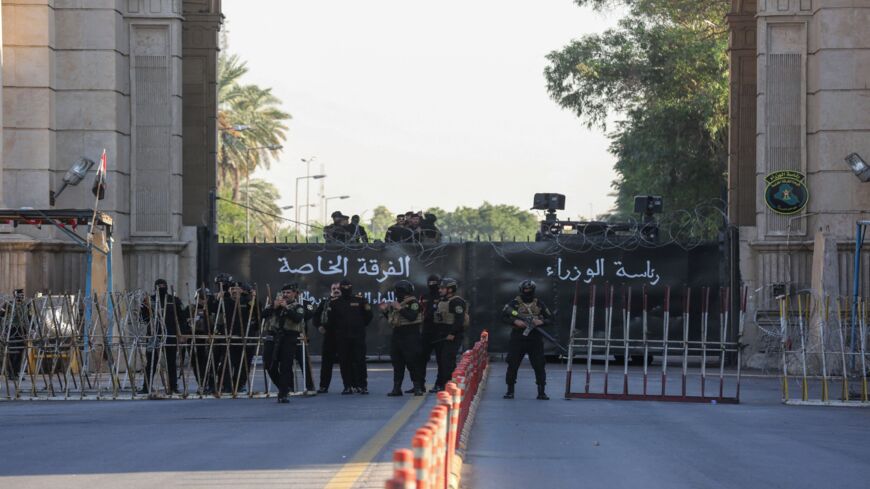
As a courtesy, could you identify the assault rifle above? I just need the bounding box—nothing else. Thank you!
[519,316,568,354]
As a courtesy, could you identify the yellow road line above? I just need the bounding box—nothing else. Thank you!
[324,394,427,489]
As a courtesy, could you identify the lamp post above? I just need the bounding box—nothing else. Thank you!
[295,173,326,235]
[324,195,351,221]
[242,144,282,242]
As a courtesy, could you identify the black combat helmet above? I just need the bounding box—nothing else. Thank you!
[394,280,415,298]
[214,272,234,288]
[282,283,299,292]
[519,280,536,301]
[439,277,458,294]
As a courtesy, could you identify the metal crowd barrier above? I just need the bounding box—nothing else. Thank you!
[0,291,309,400]
[775,293,869,406]
[564,284,745,403]
[386,331,490,489]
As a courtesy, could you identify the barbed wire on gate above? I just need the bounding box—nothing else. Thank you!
[220,201,733,257]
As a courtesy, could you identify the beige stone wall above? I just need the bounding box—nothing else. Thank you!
[738,0,870,366]
[0,0,220,292]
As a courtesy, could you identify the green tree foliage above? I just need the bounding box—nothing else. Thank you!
[369,205,397,240]
[216,47,292,240]
[218,52,290,200]
[545,0,729,214]
[218,180,285,241]
[427,203,539,241]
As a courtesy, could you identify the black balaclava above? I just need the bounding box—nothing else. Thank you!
[339,279,353,298]
[427,274,441,296]
[520,288,535,302]
[155,279,168,300]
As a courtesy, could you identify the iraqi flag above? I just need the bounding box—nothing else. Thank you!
[91,149,107,200]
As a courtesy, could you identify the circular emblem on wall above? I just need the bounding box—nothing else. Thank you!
[764,170,809,215]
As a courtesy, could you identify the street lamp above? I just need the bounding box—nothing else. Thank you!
[845,153,870,182]
[295,174,326,234]
[243,144,283,242]
[300,157,319,236]
[324,195,351,220]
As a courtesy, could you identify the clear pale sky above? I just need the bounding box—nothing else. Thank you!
[222,0,624,225]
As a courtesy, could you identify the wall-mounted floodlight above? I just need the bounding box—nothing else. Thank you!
[50,158,95,206]
[845,153,870,182]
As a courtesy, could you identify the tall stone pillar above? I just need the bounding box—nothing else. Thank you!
[0,0,4,208]
[2,0,55,210]
[727,0,757,227]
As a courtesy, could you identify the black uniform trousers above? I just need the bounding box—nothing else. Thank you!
[435,335,462,388]
[337,335,367,389]
[265,334,315,393]
[320,333,339,390]
[144,340,178,392]
[419,328,441,386]
[265,333,296,399]
[222,341,251,392]
[391,326,423,385]
[189,338,213,391]
[505,333,546,386]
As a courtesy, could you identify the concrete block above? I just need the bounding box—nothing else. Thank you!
[1,3,52,46]
[55,50,129,93]
[55,90,130,132]
[3,169,50,207]
[807,90,870,133]
[2,46,52,87]
[809,7,870,51]
[54,130,130,173]
[807,131,870,172]
[805,171,858,214]
[807,49,870,92]
[55,8,119,50]
[3,129,52,170]
[3,87,54,128]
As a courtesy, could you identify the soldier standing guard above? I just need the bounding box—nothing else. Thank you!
[501,280,553,400]
[431,277,466,393]
[327,279,373,395]
[262,283,308,403]
[380,280,425,396]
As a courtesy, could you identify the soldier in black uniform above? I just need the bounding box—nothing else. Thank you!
[385,214,413,242]
[327,279,373,394]
[324,211,352,243]
[262,283,310,403]
[220,282,259,394]
[380,280,425,396]
[501,280,552,400]
[140,279,185,395]
[313,282,341,393]
[186,287,218,394]
[414,274,441,392]
[348,215,369,243]
[431,277,466,393]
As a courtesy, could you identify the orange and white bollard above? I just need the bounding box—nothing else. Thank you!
[391,467,416,489]
[393,449,413,481]
[413,427,433,489]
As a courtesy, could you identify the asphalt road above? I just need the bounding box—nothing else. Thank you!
[0,364,438,489]
[462,362,870,489]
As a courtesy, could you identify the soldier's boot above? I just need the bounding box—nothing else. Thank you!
[413,382,425,396]
[503,384,515,399]
[405,385,419,394]
[387,382,403,397]
[536,384,549,401]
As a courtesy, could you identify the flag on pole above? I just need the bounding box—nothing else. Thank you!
[91,149,107,200]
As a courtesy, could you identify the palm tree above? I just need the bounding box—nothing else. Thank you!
[217,53,291,200]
